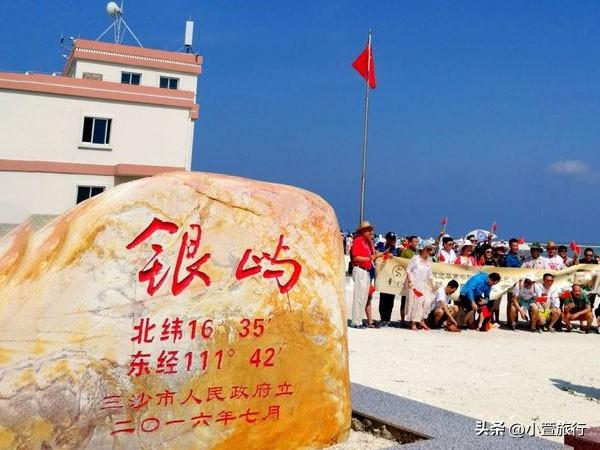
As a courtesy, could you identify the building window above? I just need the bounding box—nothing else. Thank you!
[82,117,112,145]
[83,72,103,81]
[159,76,179,90]
[76,185,105,204]
[121,72,141,85]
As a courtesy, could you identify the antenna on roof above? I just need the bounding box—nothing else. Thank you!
[96,1,143,47]
[59,32,75,51]
[184,20,194,53]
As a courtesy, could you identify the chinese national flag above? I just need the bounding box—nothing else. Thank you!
[491,222,497,233]
[570,241,580,254]
[352,42,376,89]
[441,217,448,226]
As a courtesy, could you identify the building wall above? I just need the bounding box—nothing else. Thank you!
[72,60,198,93]
[0,90,193,168]
[0,171,115,224]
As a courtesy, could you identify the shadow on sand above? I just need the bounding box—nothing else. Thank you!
[550,378,600,401]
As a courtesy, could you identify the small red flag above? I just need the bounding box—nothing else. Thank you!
[352,41,376,89]
[480,306,492,319]
[518,237,525,245]
[491,222,497,233]
[413,288,423,298]
[570,241,580,254]
[441,217,447,226]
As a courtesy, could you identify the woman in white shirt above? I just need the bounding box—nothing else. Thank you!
[405,245,436,331]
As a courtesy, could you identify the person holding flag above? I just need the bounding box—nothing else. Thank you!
[558,245,575,267]
[405,243,436,331]
[458,272,502,330]
[577,247,598,265]
[508,274,544,332]
[350,221,381,328]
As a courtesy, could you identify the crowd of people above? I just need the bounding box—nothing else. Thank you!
[346,221,600,334]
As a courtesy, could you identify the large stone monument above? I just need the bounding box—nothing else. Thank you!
[0,172,350,449]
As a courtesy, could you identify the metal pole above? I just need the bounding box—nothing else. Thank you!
[358,29,372,225]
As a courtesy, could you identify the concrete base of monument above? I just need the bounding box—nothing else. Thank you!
[348,384,569,449]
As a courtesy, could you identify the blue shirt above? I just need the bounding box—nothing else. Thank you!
[460,272,492,303]
[504,251,522,268]
[375,242,400,256]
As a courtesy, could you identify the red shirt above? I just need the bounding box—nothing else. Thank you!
[351,235,373,270]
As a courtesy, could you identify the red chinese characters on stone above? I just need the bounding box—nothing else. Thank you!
[235,235,302,294]
[126,218,211,296]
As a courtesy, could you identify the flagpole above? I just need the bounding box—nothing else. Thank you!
[359,29,372,225]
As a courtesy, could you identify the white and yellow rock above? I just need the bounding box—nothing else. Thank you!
[0,171,350,450]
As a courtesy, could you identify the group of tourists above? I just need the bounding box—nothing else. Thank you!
[348,220,600,334]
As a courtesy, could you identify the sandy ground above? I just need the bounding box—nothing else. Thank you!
[329,430,393,450]
[344,276,600,444]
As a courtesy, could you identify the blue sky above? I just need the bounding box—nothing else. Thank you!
[2,1,600,242]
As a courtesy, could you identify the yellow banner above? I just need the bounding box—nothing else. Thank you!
[375,256,600,300]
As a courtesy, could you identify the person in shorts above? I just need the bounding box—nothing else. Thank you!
[427,280,459,329]
[534,273,560,331]
[508,273,544,332]
[562,284,595,333]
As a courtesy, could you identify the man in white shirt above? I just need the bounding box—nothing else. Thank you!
[540,241,565,271]
[437,237,457,264]
[539,273,561,331]
[522,242,545,269]
[508,273,544,331]
[426,279,459,329]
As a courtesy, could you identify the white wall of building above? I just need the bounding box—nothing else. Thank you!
[0,90,192,168]
[72,60,198,93]
[0,171,115,224]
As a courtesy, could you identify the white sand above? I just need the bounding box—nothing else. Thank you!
[345,276,600,443]
[328,430,393,450]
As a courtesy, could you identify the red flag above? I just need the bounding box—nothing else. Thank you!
[480,306,492,319]
[352,41,376,89]
[441,217,447,226]
[570,241,580,254]
[491,222,497,233]
[518,237,525,245]
[413,288,423,298]
[560,290,571,300]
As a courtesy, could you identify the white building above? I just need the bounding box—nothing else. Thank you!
[0,38,202,226]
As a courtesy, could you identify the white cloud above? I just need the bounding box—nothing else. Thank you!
[548,160,590,175]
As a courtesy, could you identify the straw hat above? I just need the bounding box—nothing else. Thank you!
[356,221,374,233]
[546,240,557,249]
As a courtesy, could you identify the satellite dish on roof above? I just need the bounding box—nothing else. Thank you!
[106,2,122,17]
[97,1,143,47]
